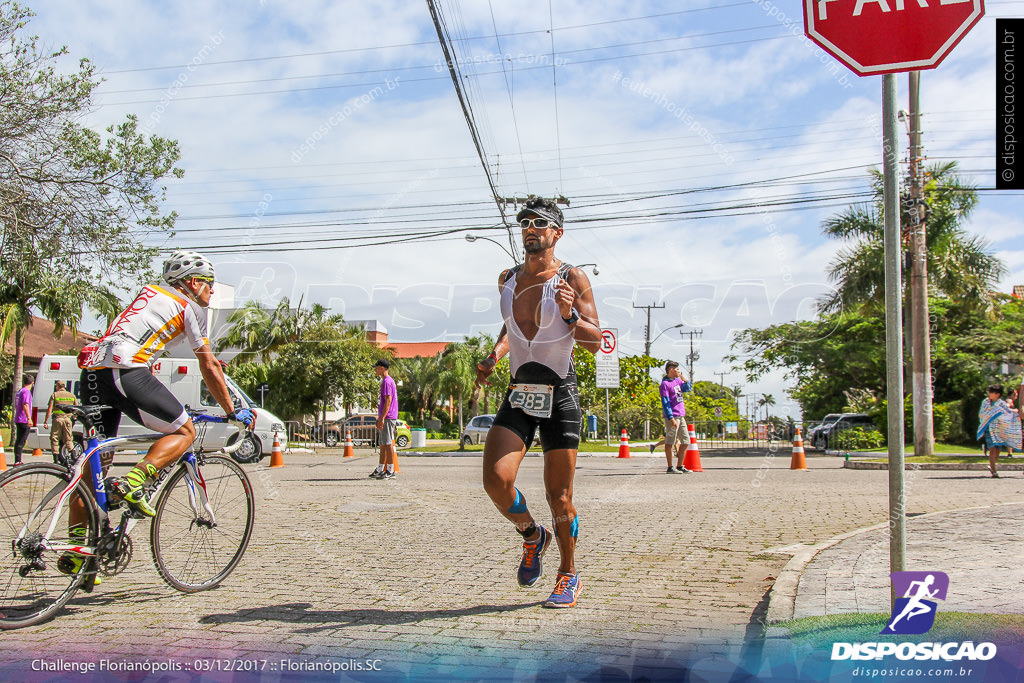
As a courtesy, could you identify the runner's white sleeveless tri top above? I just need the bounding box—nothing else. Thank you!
[499,263,575,379]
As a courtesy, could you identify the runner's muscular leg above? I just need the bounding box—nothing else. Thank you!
[482,425,534,532]
[543,448,578,574]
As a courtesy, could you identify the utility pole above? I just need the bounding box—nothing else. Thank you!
[713,371,727,397]
[908,71,934,457]
[633,302,666,356]
[679,329,703,382]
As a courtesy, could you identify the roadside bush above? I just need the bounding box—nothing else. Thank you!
[834,427,884,450]
[933,400,969,445]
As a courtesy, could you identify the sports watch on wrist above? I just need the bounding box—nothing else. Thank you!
[562,310,580,325]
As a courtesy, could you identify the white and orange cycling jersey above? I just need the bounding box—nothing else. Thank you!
[79,285,209,370]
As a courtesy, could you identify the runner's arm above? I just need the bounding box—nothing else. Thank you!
[561,268,602,353]
[476,270,512,386]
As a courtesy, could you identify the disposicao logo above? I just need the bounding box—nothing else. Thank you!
[882,571,949,635]
[830,571,998,663]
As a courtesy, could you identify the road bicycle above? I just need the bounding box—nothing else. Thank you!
[0,404,255,628]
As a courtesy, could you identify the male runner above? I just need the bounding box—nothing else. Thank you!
[476,196,601,608]
[78,250,253,517]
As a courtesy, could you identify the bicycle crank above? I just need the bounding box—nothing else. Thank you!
[98,534,132,576]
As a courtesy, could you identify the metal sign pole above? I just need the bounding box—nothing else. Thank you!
[605,388,610,446]
[882,73,907,594]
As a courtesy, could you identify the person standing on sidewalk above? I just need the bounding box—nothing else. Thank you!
[369,359,399,480]
[475,195,601,609]
[978,383,1021,478]
[43,380,77,463]
[12,374,34,466]
[651,361,692,474]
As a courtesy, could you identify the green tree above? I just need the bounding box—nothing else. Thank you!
[818,162,1004,313]
[217,297,344,362]
[0,3,182,406]
[263,322,380,422]
[437,334,493,436]
[393,355,440,422]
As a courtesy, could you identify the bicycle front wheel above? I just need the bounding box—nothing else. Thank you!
[0,464,100,629]
[150,455,255,592]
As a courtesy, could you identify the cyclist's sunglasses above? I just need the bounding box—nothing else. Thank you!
[519,217,555,229]
[192,276,214,285]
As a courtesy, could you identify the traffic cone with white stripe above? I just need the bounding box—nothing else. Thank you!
[269,431,285,468]
[32,447,43,457]
[343,430,355,458]
[0,430,6,471]
[617,429,631,458]
[682,423,704,472]
[790,428,808,470]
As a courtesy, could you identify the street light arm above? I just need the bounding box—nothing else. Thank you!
[465,233,516,261]
[649,322,685,346]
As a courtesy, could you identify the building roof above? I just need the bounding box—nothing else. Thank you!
[386,342,450,359]
[2,316,98,365]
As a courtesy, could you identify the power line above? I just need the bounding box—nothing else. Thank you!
[427,0,517,260]
[100,3,758,76]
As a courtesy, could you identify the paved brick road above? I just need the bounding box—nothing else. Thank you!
[1,448,1021,679]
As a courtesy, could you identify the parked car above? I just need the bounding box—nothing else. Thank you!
[462,414,496,446]
[812,413,877,449]
[460,414,537,449]
[806,413,842,447]
[334,414,412,448]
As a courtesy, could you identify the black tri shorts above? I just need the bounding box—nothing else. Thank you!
[80,367,189,440]
[492,362,583,452]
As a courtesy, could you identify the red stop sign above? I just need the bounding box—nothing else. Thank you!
[804,0,985,76]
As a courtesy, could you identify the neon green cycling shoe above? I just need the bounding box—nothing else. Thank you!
[56,553,101,585]
[110,476,156,517]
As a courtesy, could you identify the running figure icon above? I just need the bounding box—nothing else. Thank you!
[881,571,949,635]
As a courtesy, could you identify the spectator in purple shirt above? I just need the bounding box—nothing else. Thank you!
[12,374,34,466]
[369,359,399,480]
[650,361,692,474]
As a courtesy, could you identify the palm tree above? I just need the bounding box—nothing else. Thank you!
[1,273,120,409]
[818,162,1005,313]
[217,297,346,363]
[394,355,440,422]
[758,393,776,421]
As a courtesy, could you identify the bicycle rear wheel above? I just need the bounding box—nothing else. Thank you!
[150,455,254,592]
[0,464,100,629]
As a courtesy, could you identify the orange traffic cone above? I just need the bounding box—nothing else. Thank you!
[343,430,355,458]
[0,430,6,471]
[31,447,44,457]
[269,432,285,468]
[617,429,631,458]
[682,423,704,472]
[790,428,808,471]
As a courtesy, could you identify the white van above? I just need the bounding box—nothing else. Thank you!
[24,355,286,463]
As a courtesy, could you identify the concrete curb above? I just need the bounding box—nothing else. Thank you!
[843,461,1024,471]
[764,521,887,625]
[764,502,1022,625]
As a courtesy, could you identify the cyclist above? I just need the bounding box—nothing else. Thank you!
[77,250,254,518]
[475,196,601,608]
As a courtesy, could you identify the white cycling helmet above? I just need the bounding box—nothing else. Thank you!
[163,250,215,285]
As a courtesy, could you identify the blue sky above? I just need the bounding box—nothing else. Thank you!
[26,0,1024,418]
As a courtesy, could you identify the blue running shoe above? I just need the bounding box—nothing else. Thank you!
[517,525,551,587]
[543,571,581,608]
